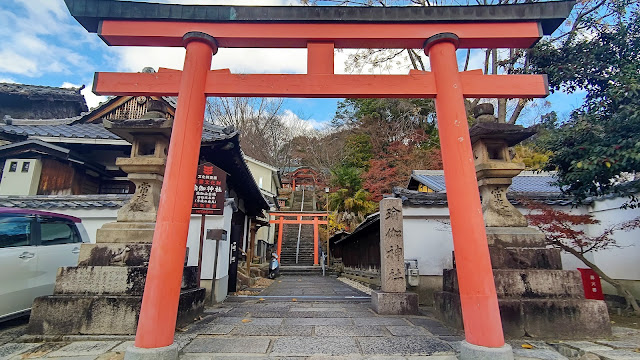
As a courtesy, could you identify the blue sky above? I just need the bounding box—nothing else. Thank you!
[0,0,585,129]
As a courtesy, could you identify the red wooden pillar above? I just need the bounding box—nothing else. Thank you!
[425,33,505,349]
[134,32,217,349]
[313,216,319,265]
[277,216,284,259]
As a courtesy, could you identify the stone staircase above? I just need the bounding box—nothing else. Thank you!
[280,188,317,266]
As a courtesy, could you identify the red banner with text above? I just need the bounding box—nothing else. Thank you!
[192,162,226,215]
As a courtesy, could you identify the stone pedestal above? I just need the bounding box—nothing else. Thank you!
[372,290,419,315]
[372,198,418,315]
[28,100,205,335]
[434,104,611,339]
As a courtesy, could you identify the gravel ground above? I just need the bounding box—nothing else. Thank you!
[337,276,374,295]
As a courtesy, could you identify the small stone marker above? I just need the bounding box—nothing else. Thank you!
[380,198,406,293]
[372,197,418,315]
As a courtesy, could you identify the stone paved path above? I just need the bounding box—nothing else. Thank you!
[257,274,369,298]
[1,275,639,359]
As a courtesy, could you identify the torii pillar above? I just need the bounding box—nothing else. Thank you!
[126,32,217,360]
[425,33,510,358]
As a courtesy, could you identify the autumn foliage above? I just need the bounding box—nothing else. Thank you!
[525,201,640,314]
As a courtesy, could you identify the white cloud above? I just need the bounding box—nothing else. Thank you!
[0,78,17,84]
[0,1,96,78]
[282,109,325,132]
[82,86,108,110]
[0,50,39,76]
[60,82,80,89]
[116,47,308,74]
[60,81,108,110]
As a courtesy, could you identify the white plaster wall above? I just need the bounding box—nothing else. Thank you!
[52,204,234,282]
[587,196,640,281]
[402,206,454,275]
[402,200,639,284]
[47,208,118,244]
[246,161,273,194]
[191,203,233,281]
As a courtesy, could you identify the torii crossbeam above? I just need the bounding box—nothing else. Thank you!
[64,1,574,359]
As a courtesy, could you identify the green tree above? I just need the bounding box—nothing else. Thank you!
[529,4,640,201]
[342,133,373,169]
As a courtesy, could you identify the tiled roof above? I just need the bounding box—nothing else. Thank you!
[409,170,563,194]
[393,187,578,207]
[0,195,130,210]
[0,83,85,102]
[202,122,237,142]
[0,123,121,140]
[163,96,178,108]
[0,121,237,143]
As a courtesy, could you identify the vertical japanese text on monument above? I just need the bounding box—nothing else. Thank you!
[129,182,150,212]
[192,163,227,215]
[381,200,406,289]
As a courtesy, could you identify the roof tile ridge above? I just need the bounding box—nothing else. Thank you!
[1,113,87,126]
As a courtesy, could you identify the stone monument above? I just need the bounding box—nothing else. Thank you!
[434,104,611,338]
[28,99,205,335]
[372,197,418,315]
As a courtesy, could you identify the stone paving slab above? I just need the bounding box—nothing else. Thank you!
[230,325,313,336]
[180,356,275,360]
[111,341,134,353]
[357,337,454,356]
[211,317,284,326]
[595,341,640,349]
[46,341,120,358]
[590,349,640,360]
[182,337,270,354]
[314,325,389,337]
[191,324,235,335]
[561,340,613,352]
[353,318,410,326]
[405,318,459,337]
[9,342,69,359]
[203,308,230,314]
[270,336,360,356]
[0,342,42,360]
[386,326,432,336]
[290,307,346,312]
[174,334,199,351]
[283,318,353,326]
[225,310,374,318]
[512,347,569,360]
[305,356,457,360]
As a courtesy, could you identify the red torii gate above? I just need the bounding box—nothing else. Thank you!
[269,211,328,265]
[64,1,573,359]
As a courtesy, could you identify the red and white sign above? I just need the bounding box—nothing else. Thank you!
[192,163,226,215]
[577,268,604,300]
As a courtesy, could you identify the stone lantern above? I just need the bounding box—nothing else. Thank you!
[96,99,172,242]
[434,103,611,339]
[471,103,534,230]
[28,99,205,335]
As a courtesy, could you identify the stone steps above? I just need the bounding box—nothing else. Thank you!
[53,266,199,296]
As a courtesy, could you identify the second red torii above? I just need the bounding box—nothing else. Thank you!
[269,212,329,266]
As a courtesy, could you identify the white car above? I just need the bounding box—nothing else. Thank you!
[0,208,89,321]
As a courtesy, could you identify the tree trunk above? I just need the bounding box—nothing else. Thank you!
[555,241,640,315]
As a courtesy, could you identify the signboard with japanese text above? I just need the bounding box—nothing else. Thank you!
[192,162,227,215]
[577,268,604,300]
